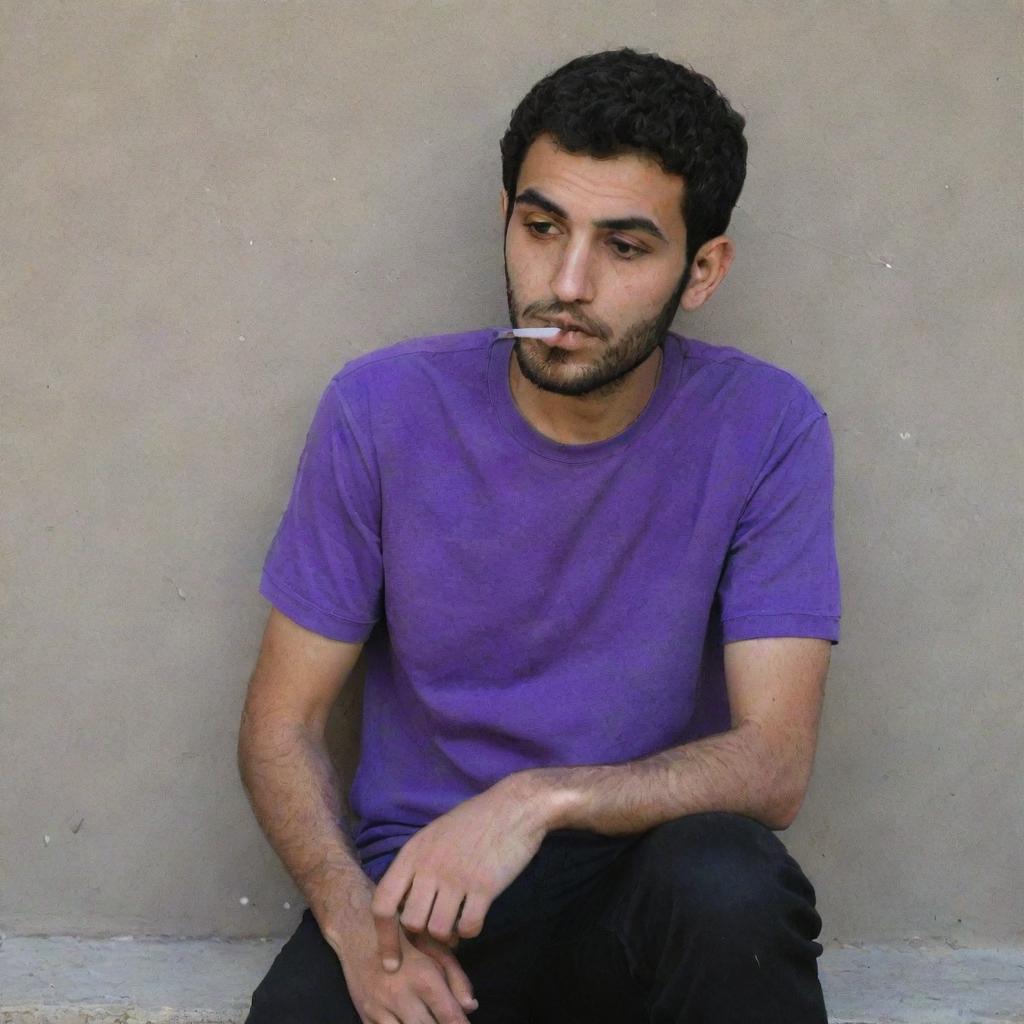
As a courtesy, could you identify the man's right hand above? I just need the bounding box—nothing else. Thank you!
[332,920,478,1024]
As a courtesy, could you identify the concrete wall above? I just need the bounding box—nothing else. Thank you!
[2,1,1020,945]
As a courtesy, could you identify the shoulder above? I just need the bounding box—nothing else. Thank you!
[333,328,493,388]
[675,333,829,430]
[314,327,495,419]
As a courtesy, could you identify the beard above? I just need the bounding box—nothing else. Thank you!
[503,258,691,399]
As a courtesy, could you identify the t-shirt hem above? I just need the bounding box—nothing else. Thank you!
[721,612,840,645]
[259,571,377,643]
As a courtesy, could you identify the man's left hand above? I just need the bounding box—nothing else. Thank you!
[370,774,550,972]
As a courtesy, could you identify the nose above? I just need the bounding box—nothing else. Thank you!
[550,237,596,306]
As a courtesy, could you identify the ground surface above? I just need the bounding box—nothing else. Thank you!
[0,937,1021,1023]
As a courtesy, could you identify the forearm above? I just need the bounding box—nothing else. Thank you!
[237,717,374,948]
[518,721,803,836]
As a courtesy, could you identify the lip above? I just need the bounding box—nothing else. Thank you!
[536,320,595,350]
[545,329,593,351]
[544,318,589,334]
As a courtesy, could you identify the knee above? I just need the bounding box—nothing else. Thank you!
[633,812,796,930]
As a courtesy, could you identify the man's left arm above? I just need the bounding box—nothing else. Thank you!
[520,634,831,836]
[371,635,830,970]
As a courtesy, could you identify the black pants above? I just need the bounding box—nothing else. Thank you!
[246,811,828,1023]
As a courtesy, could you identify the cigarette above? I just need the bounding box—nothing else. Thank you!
[497,327,562,339]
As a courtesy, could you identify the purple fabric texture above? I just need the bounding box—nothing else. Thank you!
[259,328,841,880]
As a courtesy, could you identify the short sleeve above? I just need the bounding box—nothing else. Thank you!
[259,377,384,642]
[718,409,841,645]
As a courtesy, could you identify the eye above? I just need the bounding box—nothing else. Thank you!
[526,220,557,237]
[609,238,645,260]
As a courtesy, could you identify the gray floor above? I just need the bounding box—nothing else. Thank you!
[0,936,1021,1023]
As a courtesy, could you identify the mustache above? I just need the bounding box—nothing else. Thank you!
[520,302,610,341]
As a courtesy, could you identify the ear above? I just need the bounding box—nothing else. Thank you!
[500,188,509,221]
[680,236,735,312]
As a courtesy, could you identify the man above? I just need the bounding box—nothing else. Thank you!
[240,47,840,1024]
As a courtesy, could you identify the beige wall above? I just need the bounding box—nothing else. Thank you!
[3,1,1021,945]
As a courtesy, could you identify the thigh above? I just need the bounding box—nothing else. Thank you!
[457,830,633,1021]
[246,903,562,1024]
[528,842,650,1024]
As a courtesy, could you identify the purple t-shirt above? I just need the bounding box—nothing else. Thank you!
[259,328,841,881]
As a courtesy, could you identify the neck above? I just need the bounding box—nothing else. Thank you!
[509,344,664,445]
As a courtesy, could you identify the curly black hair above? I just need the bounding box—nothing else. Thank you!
[500,48,747,269]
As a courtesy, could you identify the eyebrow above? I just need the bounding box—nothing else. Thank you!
[514,187,669,244]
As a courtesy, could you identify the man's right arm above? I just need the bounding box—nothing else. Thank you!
[236,606,374,950]
[238,608,479,1021]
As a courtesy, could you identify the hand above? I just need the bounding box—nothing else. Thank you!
[371,776,548,971]
[335,922,477,1024]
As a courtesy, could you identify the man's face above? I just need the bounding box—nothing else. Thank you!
[502,133,691,398]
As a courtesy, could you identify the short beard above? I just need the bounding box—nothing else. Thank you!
[504,260,691,399]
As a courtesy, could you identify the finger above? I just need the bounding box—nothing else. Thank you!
[400,878,439,934]
[372,866,414,972]
[426,888,464,944]
[423,982,473,1024]
[410,932,474,1011]
[372,860,413,920]
[373,909,405,973]
[397,998,442,1024]
[455,892,491,940]
[437,949,478,1012]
